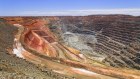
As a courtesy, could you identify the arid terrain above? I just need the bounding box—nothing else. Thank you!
[0,15,140,79]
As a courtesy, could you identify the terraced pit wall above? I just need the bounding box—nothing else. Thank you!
[44,15,140,69]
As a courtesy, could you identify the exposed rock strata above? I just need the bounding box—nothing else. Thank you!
[46,15,140,69]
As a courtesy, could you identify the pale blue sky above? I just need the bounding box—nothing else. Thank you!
[0,0,140,16]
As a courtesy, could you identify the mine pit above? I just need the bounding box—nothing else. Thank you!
[1,16,140,79]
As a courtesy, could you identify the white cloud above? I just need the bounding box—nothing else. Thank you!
[20,8,140,16]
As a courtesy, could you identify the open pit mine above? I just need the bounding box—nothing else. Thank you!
[0,15,140,79]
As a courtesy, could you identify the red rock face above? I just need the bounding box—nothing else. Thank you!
[24,28,58,57]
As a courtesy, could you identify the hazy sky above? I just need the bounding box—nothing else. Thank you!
[0,0,140,16]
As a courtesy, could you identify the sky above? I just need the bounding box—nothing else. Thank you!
[0,0,140,16]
